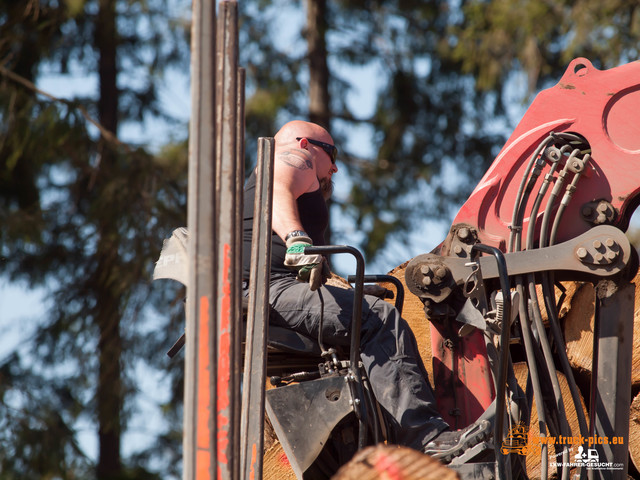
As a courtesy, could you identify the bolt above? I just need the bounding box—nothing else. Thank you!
[457,227,470,241]
[422,276,432,286]
[605,237,615,248]
[434,266,447,279]
[595,252,604,262]
[606,250,617,260]
[576,247,588,259]
[421,264,432,275]
[593,240,602,249]
[597,203,609,213]
[582,206,593,217]
[453,245,463,255]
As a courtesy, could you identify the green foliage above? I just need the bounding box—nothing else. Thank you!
[0,1,189,478]
[449,0,640,93]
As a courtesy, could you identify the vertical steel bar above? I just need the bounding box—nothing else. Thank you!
[184,0,216,479]
[214,1,240,479]
[241,138,275,480]
[590,280,634,479]
[234,67,246,479]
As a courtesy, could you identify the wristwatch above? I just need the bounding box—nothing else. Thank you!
[285,230,309,241]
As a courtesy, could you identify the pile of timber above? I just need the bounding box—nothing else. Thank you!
[262,265,640,478]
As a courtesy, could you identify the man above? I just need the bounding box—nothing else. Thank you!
[242,120,490,460]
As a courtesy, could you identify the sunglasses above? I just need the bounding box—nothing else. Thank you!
[296,137,338,164]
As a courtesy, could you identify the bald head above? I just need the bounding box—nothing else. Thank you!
[275,120,333,147]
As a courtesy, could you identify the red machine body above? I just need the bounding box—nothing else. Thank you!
[434,58,640,428]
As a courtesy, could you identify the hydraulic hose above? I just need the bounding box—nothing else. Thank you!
[528,276,572,480]
[515,280,549,480]
[508,135,555,252]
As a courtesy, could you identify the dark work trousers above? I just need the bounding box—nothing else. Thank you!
[261,275,449,451]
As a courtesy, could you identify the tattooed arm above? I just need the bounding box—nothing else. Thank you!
[271,146,319,241]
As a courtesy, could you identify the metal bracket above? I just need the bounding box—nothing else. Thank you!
[265,375,355,479]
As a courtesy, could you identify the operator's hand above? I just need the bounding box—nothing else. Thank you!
[284,236,329,291]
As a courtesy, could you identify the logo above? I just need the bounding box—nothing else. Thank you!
[499,424,624,471]
[574,445,599,465]
[501,423,541,456]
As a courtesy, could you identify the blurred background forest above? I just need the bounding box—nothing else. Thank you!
[0,0,638,478]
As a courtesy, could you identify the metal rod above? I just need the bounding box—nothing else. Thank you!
[471,244,510,480]
[234,65,245,480]
[184,0,217,477]
[304,245,365,373]
[346,274,405,316]
[240,138,275,480]
[590,280,635,479]
[214,1,240,478]
[305,245,367,445]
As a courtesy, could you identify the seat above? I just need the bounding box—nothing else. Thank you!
[166,296,327,377]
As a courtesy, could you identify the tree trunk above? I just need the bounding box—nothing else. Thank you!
[95,0,122,478]
[305,0,334,246]
[305,0,330,130]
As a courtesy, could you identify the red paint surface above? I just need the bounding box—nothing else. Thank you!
[217,243,232,478]
[433,58,640,427]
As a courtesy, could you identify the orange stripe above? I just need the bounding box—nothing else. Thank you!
[217,243,231,477]
[196,295,211,479]
[249,443,257,480]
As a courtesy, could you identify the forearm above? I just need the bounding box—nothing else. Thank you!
[272,188,304,241]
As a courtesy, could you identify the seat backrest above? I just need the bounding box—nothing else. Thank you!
[166,297,325,360]
[242,296,322,356]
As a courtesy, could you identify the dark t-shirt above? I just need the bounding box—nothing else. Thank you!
[242,169,329,279]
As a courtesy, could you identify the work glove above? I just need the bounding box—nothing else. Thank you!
[284,236,329,291]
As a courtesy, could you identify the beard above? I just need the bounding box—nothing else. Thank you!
[319,177,334,200]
